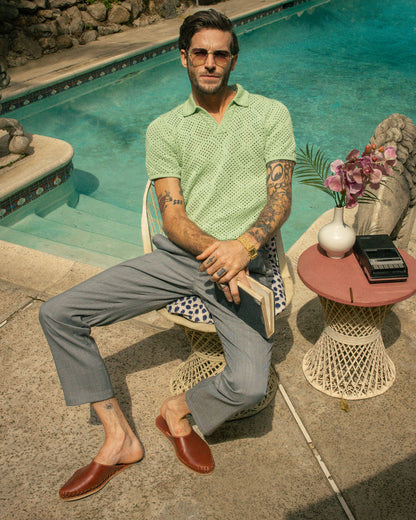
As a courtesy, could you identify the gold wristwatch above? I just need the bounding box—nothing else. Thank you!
[237,235,258,260]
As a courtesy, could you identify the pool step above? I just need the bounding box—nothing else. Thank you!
[0,226,126,268]
[0,195,143,268]
[42,202,140,245]
[70,195,141,227]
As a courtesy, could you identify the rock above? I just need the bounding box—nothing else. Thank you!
[6,52,28,67]
[38,36,57,53]
[56,34,72,49]
[133,13,159,27]
[86,2,107,22]
[38,9,54,19]
[0,37,9,57]
[66,6,84,37]
[81,11,98,29]
[97,23,121,36]
[108,4,130,24]
[8,135,30,155]
[0,2,19,21]
[14,0,38,14]
[160,0,176,19]
[34,0,47,8]
[28,23,52,37]
[11,30,42,59]
[69,17,84,37]
[49,20,59,36]
[55,14,69,34]
[49,0,77,9]
[124,0,143,20]
[79,29,97,45]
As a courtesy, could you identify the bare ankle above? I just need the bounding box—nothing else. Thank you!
[161,394,192,437]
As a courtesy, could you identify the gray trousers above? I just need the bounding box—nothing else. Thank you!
[39,235,274,436]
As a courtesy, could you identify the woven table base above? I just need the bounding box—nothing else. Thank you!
[170,327,278,419]
[303,298,396,399]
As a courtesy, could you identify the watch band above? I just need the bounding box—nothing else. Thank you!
[237,235,258,260]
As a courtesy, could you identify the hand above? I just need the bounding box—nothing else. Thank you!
[216,269,249,304]
[197,240,250,284]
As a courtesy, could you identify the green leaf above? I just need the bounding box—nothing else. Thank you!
[295,145,339,205]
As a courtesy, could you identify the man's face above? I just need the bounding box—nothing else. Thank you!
[180,29,237,96]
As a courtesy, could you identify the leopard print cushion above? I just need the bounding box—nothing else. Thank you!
[166,238,286,324]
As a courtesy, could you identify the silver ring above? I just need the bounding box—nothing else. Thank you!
[218,283,227,290]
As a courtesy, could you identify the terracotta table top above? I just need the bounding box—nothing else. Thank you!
[297,244,416,307]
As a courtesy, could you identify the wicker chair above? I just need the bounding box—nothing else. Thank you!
[140,180,294,419]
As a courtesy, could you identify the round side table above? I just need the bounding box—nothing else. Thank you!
[297,244,416,399]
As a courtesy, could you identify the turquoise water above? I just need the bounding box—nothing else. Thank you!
[8,0,416,249]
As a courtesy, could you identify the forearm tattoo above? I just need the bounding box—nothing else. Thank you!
[248,160,295,245]
[158,189,183,215]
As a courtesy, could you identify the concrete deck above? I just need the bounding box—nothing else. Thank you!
[1,1,416,518]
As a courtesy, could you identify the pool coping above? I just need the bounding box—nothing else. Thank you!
[0,0,328,114]
[0,134,74,220]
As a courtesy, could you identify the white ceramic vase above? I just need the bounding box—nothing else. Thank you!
[318,206,356,259]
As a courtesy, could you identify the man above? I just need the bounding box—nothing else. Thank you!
[39,9,296,501]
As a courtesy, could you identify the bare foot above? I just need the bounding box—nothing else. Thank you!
[94,430,144,466]
[92,399,144,466]
[160,393,192,437]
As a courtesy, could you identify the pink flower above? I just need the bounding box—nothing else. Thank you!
[369,167,383,188]
[330,159,345,174]
[325,173,344,192]
[384,146,397,162]
[346,149,360,161]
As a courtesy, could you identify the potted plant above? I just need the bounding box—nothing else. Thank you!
[295,143,397,258]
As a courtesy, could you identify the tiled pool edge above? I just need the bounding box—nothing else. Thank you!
[0,134,74,221]
[1,0,314,115]
[0,161,73,220]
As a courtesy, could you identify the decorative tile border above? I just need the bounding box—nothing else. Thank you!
[0,161,73,220]
[233,0,310,28]
[0,0,311,115]
[1,41,178,114]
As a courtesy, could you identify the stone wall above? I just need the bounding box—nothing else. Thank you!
[0,0,218,68]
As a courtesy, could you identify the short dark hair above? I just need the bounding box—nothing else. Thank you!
[179,9,239,55]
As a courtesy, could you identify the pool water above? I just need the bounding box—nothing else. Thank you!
[6,0,416,256]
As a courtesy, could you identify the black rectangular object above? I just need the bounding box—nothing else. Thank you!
[353,234,408,283]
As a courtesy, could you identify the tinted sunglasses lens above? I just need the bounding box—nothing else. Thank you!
[213,52,230,66]
[191,50,208,65]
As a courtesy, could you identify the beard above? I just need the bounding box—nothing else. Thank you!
[187,65,232,96]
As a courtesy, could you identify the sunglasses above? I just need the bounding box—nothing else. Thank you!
[187,49,234,68]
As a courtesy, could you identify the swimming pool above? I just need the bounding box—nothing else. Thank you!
[2,0,415,266]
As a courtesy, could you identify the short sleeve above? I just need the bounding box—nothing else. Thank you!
[145,116,181,181]
[264,102,296,164]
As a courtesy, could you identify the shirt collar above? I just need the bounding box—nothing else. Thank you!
[182,84,249,117]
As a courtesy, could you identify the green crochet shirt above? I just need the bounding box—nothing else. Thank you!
[146,84,296,241]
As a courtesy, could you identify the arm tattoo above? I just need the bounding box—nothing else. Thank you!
[158,190,183,215]
[248,160,295,245]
